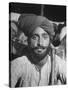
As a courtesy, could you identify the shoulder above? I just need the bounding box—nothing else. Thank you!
[11,56,31,66]
[11,56,31,73]
[10,56,31,87]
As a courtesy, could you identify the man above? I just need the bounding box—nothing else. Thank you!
[10,14,66,87]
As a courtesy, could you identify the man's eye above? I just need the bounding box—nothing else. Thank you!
[31,36,38,40]
[42,33,49,39]
[43,35,48,39]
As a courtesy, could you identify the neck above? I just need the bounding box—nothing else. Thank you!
[34,55,48,71]
[36,55,48,67]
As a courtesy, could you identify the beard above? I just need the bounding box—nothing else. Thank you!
[27,44,50,64]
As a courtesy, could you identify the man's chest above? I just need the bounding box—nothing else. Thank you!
[20,60,51,87]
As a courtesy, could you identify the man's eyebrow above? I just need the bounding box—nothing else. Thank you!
[32,34,39,37]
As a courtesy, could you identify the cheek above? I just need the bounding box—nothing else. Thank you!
[43,38,50,46]
[30,39,38,48]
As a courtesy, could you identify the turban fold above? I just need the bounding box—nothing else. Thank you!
[18,14,55,37]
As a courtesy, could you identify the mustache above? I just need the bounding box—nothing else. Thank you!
[33,46,47,49]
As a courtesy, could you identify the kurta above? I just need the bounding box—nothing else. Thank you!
[11,55,66,87]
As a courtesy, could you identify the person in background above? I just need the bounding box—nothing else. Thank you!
[58,23,66,60]
[52,23,66,60]
[14,30,28,57]
[10,14,66,87]
[10,21,18,60]
[10,20,28,60]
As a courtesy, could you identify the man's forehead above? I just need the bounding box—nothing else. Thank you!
[32,27,49,35]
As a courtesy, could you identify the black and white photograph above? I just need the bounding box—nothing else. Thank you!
[9,2,66,88]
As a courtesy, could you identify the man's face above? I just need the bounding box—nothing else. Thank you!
[29,27,50,56]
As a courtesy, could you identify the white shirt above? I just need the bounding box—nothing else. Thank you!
[11,55,66,87]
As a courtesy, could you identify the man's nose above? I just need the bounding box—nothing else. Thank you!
[37,38,43,46]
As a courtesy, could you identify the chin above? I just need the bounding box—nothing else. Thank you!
[34,50,47,57]
[34,47,50,58]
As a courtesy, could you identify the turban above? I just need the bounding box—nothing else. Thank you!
[18,14,55,37]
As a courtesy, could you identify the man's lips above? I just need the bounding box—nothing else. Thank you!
[36,48,44,51]
[35,49,46,54]
[35,47,47,52]
[35,47,47,50]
